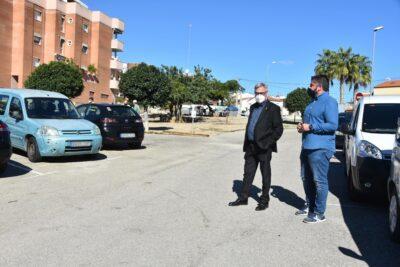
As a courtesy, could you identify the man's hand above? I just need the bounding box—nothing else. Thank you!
[297,123,303,133]
[302,123,311,132]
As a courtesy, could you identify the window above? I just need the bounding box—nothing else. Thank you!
[33,58,41,68]
[86,105,102,119]
[82,23,89,33]
[76,105,88,117]
[34,10,42,22]
[101,94,109,99]
[33,33,42,45]
[25,98,80,119]
[0,95,10,115]
[60,38,65,54]
[89,91,95,97]
[362,104,400,134]
[9,97,23,120]
[82,44,88,54]
[61,15,66,32]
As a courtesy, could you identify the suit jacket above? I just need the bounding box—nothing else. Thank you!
[243,101,284,153]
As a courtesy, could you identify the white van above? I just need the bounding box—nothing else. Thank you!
[344,95,400,200]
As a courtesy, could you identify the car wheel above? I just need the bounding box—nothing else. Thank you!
[0,162,7,173]
[389,189,400,242]
[27,137,42,163]
[348,168,362,202]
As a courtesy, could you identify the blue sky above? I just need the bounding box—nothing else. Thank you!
[85,0,400,101]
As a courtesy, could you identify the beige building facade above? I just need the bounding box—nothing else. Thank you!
[0,0,125,104]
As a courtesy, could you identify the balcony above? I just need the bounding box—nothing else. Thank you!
[112,18,125,34]
[111,39,124,52]
[110,79,120,90]
[110,58,124,70]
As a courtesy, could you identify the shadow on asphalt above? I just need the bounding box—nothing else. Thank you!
[0,160,32,178]
[232,180,261,202]
[330,151,400,266]
[12,148,108,163]
[270,185,305,210]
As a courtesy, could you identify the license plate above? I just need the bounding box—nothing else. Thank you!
[120,133,135,138]
[69,141,92,147]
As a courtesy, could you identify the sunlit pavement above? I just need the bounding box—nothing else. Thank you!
[0,130,399,266]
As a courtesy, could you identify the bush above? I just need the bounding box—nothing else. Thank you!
[285,88,311,115]
[24,61,84,98]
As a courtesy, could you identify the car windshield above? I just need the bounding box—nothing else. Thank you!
[25,98,80,119]
[362,104,400,134]
[105,106,139,117]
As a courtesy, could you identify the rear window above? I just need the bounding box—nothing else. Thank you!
[362,104,400,134]
[105,106,139,117]
[0,95,9,115]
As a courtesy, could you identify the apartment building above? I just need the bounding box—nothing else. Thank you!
[0,0,125,104]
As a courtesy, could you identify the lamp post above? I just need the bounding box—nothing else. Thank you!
[371,25,384,92]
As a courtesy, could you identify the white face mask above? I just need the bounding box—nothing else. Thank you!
[255,94,266,104]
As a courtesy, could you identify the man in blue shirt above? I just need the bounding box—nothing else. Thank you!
[296,75,338,223]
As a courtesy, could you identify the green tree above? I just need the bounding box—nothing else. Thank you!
[189,65,214,104]
[348,54,371,101]
[24,61,84,98]
[315,47,371,104]
[161,65,191,121]
[87,64,97,75]
[119,63,171,111]
[286,88,311,116]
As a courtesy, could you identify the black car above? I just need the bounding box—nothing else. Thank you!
[77,104,144,148]
[336,111,352,149]
[0,120,12,173]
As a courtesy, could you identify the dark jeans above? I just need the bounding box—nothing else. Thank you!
[240,144,272,204]
[300,149,334,215]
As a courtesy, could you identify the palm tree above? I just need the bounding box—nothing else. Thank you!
[315,49,337,86]
[348,54,372,101]
[316,47,370,104]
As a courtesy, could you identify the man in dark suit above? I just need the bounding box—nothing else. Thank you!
[229,83,284,211]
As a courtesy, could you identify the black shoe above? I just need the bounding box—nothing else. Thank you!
[255,203,268,211]
[228,199,248,206]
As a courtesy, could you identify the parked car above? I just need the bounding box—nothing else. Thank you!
[219,106,239,117]
[0,89,102,162]
[388,118,400,242]
[344,95,400,200]
[77,104,144,148]
[0,120,12,173]
[336,111,352,149]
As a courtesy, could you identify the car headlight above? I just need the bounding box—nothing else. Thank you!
[38,126,59,136]
[358,140,382,159]
[93,125,101,135]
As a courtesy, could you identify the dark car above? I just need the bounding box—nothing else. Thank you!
[0,120,12,173]
[77,104,144,148]
[336,111,352,149]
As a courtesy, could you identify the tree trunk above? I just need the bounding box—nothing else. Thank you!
[339,80,345,105]
[178,104,183,123]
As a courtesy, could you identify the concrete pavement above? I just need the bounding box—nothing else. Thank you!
[0,129,399,266]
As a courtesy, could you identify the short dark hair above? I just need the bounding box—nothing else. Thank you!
[311,75,329,92]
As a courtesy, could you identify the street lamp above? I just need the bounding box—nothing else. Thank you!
[371,25,384,92]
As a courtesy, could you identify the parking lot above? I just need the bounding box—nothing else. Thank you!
[0,129,399,266]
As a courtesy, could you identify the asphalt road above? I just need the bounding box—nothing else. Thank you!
[0,129,399,266]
